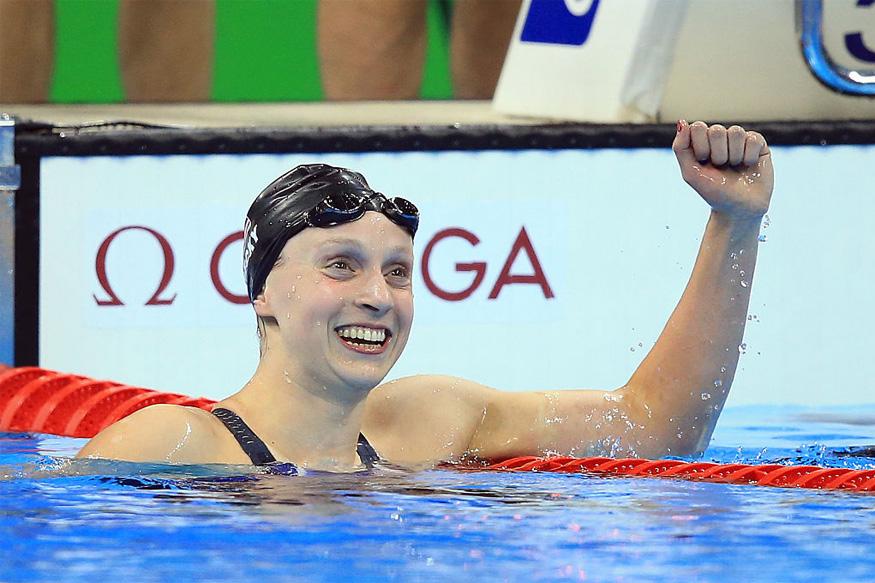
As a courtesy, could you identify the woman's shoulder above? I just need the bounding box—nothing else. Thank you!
[363,375,497,463]
[76,404,249,465]
[367,375,495,413]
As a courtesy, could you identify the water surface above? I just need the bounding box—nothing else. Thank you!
[2,405,875,582]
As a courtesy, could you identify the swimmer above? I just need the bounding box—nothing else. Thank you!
[77,121,774,471]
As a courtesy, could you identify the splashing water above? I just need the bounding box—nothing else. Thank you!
[758,214,770,242]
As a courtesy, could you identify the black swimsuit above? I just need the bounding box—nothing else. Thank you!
[212,407,381,469]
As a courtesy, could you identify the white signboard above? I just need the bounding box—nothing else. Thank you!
[496,0,875,122]
[494,0,688,122]
[39,146,875,406]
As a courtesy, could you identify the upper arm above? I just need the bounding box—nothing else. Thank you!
[76,404,213,463]
[466,389,547,460]
[366,375,643,463]
[470,385,643,460]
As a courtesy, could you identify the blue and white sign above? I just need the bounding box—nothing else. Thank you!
[520,0,601,46]
[495,0,687,122]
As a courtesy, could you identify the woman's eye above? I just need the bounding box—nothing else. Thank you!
[329,260,350,270]
[388,266,410,280]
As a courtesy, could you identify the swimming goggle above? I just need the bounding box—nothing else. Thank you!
[300,192,420,237]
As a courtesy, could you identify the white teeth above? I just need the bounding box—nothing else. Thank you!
[337,326,388,343]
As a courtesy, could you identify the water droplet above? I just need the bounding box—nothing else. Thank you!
[731,263,739,270]
[720,366,727,373]
[739,270,745,277]
[738,343,747,354]
[740,280,748,288]
[757,234,768,242]
[713,379,723,388]
[701,392,711,400]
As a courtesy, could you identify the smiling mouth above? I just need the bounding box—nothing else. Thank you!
[335,325,392,354]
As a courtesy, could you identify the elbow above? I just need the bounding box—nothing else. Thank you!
[649,424,713,459]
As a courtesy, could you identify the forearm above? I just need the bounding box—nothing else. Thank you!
[625,210,762,455]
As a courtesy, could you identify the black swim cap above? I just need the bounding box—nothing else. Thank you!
[243,163,385,302]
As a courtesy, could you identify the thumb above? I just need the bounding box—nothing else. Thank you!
[672,119,697,170]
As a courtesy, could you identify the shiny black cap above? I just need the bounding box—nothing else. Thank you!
[243,164,376,302]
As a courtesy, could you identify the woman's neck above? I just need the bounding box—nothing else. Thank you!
[223,355,371,470]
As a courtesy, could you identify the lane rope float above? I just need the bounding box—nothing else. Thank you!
[0,366,214,438]
[471,456,875,492]
[1,366,872,493]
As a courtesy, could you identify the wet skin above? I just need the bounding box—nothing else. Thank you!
[77,122,775,470]
[253,212,415,398]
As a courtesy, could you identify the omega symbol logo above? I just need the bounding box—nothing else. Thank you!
[93,225,177,306]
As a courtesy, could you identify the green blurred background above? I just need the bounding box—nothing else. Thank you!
[50,0,453,103]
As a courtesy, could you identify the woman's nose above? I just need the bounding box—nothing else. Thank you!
[354,271,392,314]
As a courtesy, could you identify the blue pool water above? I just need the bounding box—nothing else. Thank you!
[2,405,875,582]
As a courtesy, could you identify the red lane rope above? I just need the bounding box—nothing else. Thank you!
[474,457,875,492]
[0,366,216,438]
[1,367,873,493]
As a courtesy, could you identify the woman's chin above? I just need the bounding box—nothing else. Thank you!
[334,364,393,393]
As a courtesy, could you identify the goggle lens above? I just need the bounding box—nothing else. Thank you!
[308,193,365,227]
[306,193,419,236]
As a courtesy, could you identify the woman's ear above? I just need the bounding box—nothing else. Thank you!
[252,291,273,318]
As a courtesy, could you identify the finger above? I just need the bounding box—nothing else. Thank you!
[690,121,710,163]
[727,125,746,165]
[756,131,770,156]
[743,132,764,166]
[672,119,696,167]
[708,124,728,166]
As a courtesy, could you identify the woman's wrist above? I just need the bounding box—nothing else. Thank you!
[708,208,765,234]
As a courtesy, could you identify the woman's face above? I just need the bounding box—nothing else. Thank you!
[257,211,415,394]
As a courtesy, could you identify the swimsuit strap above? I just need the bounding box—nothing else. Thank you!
[211,407,381,468]
[356,432,380,469]
[212,407,276,465]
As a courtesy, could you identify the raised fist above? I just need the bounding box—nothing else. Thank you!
[673,120,774,219]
